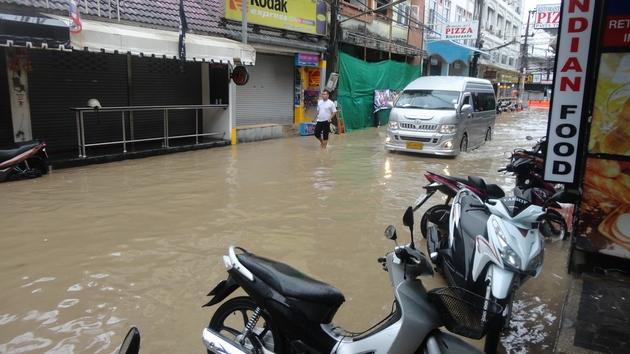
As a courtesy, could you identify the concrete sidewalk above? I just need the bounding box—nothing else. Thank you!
[554,272,630,354]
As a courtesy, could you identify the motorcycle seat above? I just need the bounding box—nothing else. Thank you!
[0,141,40,161]
[436,174,505,199]
[460,195,489,239]
[237,253,345,306]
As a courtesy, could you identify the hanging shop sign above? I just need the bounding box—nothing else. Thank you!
[534,4,561,29]
[231,65,250,85]
[225,0,327,36]
[295,53,319,67]
[543,0,596,184]
[442,21,478,40]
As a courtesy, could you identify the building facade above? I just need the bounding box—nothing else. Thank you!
[477,0,523,96]
[338,0,425,64]
[423,0,522,91]
[0,0,258,154]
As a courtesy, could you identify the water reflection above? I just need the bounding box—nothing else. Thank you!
[0,110,564,353]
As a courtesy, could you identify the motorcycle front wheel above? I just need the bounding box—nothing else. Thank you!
[208,296,282,354]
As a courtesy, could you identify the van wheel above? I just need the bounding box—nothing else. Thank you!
[460,134,468,152]
[485,128,492,141]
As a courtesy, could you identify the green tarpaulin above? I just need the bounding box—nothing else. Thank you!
[336,52,421,131]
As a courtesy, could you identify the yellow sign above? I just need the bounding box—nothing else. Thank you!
[226,0,327,35]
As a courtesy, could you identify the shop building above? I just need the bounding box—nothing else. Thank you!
[220,0,329,129]
[338,0,425,64]
[0,0,255,159]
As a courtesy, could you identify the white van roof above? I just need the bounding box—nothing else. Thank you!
[404,76,494,92]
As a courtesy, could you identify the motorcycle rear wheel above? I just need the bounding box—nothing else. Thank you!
[208,296,282,354]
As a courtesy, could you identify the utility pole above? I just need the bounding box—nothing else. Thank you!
[518,10,535,99]
[241,0,248,44]
[470,0,484,77]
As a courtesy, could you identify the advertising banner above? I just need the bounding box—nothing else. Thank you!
[226,0,327,36]
[442,21,478,40]
[574,0,630,259]
[374,90,400,113]
[534,4,561,29]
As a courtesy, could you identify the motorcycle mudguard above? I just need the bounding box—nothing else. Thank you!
[490,266,514,300]
[202,275,239,307]
[427,331,483,354]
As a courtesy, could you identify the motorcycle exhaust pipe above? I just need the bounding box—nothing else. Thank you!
[202,328,250,354]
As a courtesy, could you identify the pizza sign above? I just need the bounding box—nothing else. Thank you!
[534,4,561,29]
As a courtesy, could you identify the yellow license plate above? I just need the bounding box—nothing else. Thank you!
[406,142,423,150]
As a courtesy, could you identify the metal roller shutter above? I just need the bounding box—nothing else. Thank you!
[130,57,201,140]
[28,50,128,154]
[0,48,12,146]
[235,54,294,126]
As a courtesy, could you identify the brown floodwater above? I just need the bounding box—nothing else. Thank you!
[0,109,569,354]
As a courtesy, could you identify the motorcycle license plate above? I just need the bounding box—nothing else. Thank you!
[406,142,423,150]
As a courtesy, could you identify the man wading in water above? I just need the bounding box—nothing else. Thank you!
[314,89,337,148]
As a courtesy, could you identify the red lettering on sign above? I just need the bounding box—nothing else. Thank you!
[569,17,588,32]
[560,77,581,92]
[560,57,583,72]
[568,0,589,13]
[537,12,547,23]
[570,37,580,52]
[552,12,561,24]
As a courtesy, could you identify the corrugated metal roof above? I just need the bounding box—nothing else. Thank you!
[0,0,227,35]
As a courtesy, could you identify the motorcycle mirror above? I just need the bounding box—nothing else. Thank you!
[526,135,533,140]
[548,189,580,205]
[402,207,416,249]
[384,225,397,241]
[118,327,140,354]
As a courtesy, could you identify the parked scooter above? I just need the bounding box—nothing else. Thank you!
[416,174,576,352]
[202,207,503,354]
[0,140,49,182]
[500,136,569,240]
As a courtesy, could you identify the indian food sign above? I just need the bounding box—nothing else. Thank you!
[226,0,327,36]
[550,0,630,259]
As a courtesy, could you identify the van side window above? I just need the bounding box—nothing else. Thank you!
[472,93,482,111]
[471,92,496,112]
[462,95,471,106]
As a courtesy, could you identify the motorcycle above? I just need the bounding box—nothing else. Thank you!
[416,175,576,352]
[0,140,49,182]
[202,207,503,354]
[118,327,141,354]
[500,136,569,240]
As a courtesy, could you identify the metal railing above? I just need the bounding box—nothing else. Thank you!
[71,104,228,158]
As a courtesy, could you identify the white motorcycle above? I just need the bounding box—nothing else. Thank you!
[420,177,576,353]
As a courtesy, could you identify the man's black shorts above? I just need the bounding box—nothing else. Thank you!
[314,121,330,140]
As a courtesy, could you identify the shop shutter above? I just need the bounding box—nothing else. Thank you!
[235,54,294,126]
[28,50,128,154]
[0,48,12,146]
[130,57,201,141]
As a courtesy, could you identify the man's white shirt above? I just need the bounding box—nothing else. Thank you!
[316,99,337,122]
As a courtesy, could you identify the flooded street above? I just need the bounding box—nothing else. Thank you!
[0,109,569,354]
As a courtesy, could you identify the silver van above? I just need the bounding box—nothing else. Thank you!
[384,76,497,156]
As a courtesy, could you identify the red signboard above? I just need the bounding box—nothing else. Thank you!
[603,16,630,47]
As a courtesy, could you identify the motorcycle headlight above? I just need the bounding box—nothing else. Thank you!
[492,219,522,269]
[438,124,457,134]
[389,121,399,130]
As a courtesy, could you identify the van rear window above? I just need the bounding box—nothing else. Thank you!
[394,90,459,110]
